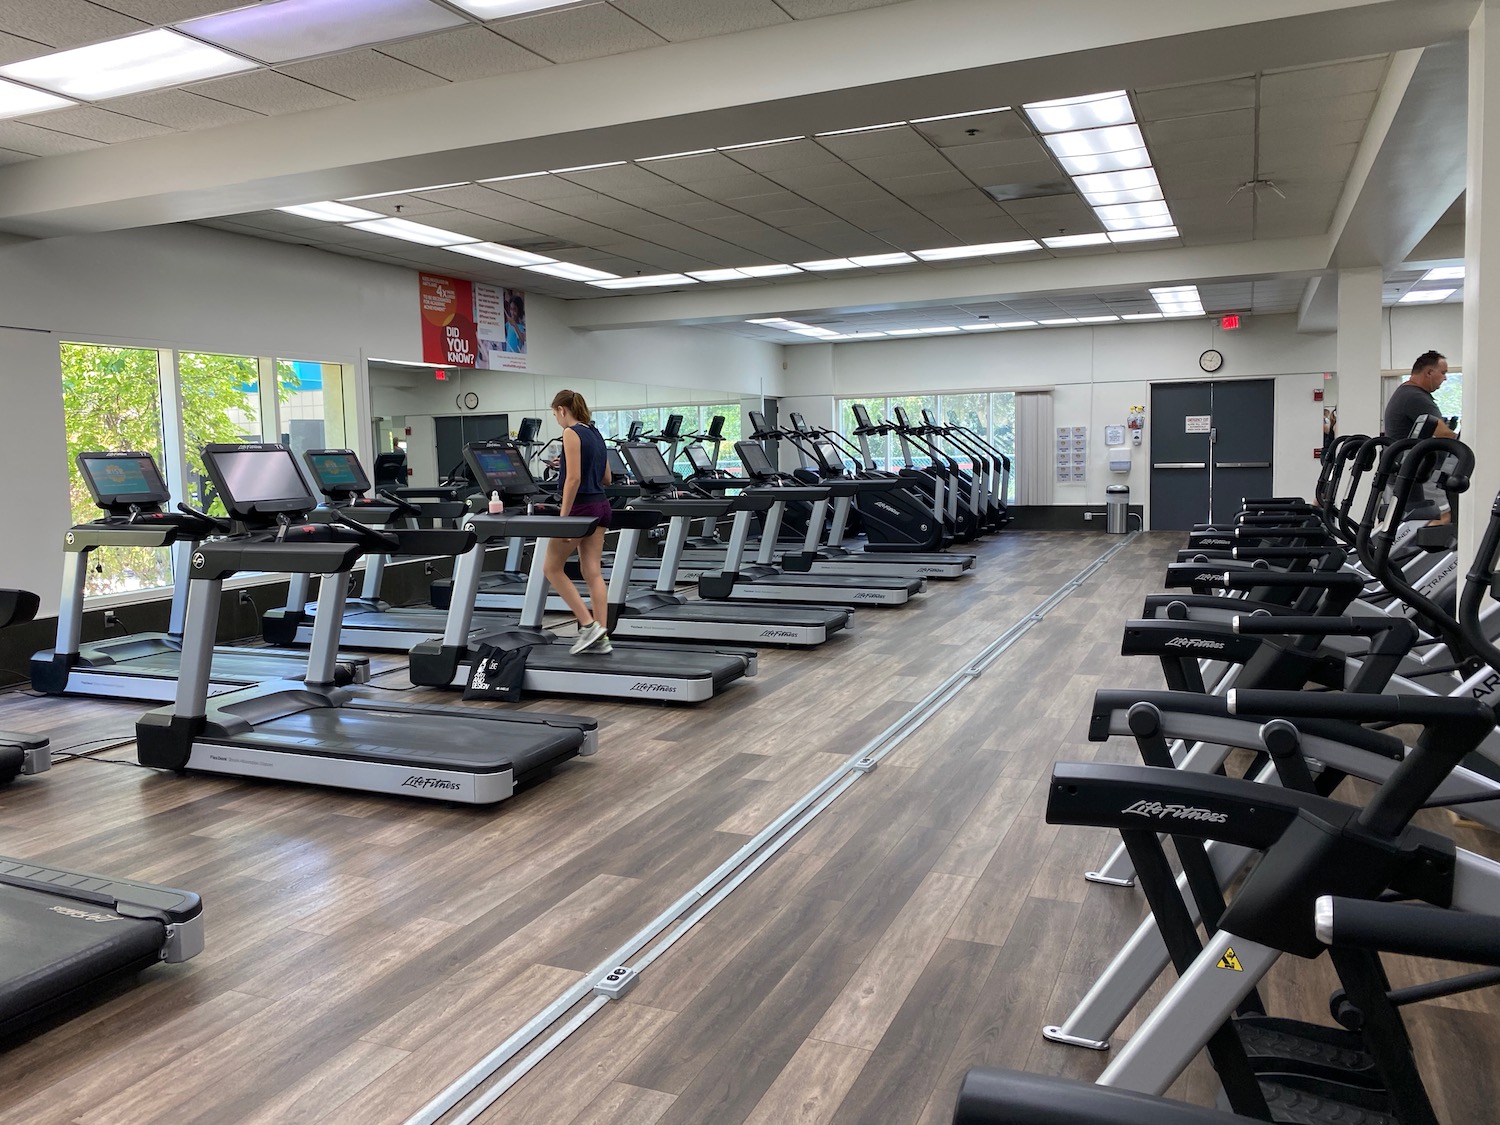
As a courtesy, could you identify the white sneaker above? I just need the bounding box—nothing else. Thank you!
[570,621,605,654]
[593,632,613,654]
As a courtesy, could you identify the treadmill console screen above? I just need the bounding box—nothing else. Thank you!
[606,448,629,478]
[850,403,873,428]
[736,441,775,478]
[77,452,170,510]
[515,417,541,444]
[622,443,676,487]
[303,450,370,496]
[684,445,713,473]
[661,414,683,440]
[464,442,541,498]
[812,440,845,475]
[203,444,317,517]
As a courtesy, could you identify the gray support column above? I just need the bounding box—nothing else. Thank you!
[1335,267,1384,440]
[655,516,690,594]
[1464,1,1500,573]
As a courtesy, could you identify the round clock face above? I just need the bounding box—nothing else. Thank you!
[463,391,479,410]
[1199,349,1224,373]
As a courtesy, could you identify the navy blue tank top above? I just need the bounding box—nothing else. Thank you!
[558,423,607,498]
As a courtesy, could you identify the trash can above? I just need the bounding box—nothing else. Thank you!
[1105,485,1130,534]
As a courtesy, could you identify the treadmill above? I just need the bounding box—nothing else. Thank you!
[737,439,975,579]
[409,440,755,703]
[262,448,518,652]
[31,451,369,701]
[609,443,851,647]
[0,587,203,1036]
[135,443,599,804]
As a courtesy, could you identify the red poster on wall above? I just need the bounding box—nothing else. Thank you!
[420,273,478,367]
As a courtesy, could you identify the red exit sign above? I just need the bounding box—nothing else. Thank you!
[1220,314,1241,330]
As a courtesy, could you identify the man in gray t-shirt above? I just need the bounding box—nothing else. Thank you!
[1383,351,1457,440]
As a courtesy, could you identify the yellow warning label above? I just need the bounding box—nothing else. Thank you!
[1216,948,1243,972]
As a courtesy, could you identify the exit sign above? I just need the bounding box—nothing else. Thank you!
[1220,314,1241,330]
[434,368,448,381]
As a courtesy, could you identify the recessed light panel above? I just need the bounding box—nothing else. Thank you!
[1024,91,1132,133]
[739,264,802,278]
[913,240,1041,261]
[348,217,479,246]
[525,262,620,282]
[687,269,750,282]
[1043,233,1110,249]
[277,201,383,222]
[588,274,698,289]
[178,0,465,64]
[448,242,557,266]
[1422,266,1465,281]
[0,29,256,100]
[795,259,861,271]
[1109,226,1179,243]
[0,78,73,119]
[1397,288,1457,303]
[849,252,916,267]
[445,0,580,17]
[1057,148,1152,176]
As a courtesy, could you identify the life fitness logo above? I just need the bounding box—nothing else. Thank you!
[420,273,478,368]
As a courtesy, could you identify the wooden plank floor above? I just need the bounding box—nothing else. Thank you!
[0,531,1496,1125]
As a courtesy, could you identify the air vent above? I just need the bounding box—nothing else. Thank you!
[983,180,1075,203]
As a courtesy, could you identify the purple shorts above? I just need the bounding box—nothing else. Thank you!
[569,498,612,529]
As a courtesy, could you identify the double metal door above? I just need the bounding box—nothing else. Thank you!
[1150,379,1274,530]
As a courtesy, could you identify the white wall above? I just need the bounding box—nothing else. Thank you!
[0,327,68,610]
[775,313,1335,522]
[1383,303,1464,369]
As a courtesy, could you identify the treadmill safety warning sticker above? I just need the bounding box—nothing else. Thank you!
[1216,947,1243,971]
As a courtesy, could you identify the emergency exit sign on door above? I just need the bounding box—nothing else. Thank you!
[1185,415,1212,433]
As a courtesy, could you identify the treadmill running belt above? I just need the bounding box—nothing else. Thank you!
[0,883,165,1035]
[526,644,746,687]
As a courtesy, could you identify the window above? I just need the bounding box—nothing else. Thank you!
[278,360,336,460]
[60,343,173,595]
[836,391,1017,504]
[180,351,261,515]
[592,402,744,472]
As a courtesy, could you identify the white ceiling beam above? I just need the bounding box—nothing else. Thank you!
[559,236,1333,330]
[0,0,1476,237]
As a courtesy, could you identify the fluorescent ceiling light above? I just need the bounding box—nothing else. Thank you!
[748,318,797,326]
[739,264,802,277]
[178,0,464,65]
[687,268,750,281]
[886,328,929,336]
[916,326,961,334]
[348,217,479,246]
[795,258,861,271]
[525,262,620,282]
[997,320,1037,328]
[849,252,916,267]
[1043,233,1111,249]
[1150,285,1205,316]
[815,122,906,137]
[1057,148,1152,176]
[444,0,580,17]
[1024,91,1133,134]
[910,106,1011,123]
[638,149,715,162]
[791,327,840,337]
[1398,288,1457,303]
[1122,313,1165,320]
[1044,124,1146,160]
[277,200,382,222]
[718,136,804,151]
[0,29,256,100]
[913,239,1041,261]
[1076,315,1119,323]
[1095,200,1171,222]
[550,161,626,174]
[589,274,698,290]
[448,242,558,267]
[832,331,889,339]
[1109,226,1179,243]
[1083,186,1164,207]
[479,171,548,183]
[1422,266,1465,281]
[1039,318,1080,326]
[960,324,1001,331]
[0,78,73,119]
[1073,168,1159,194]
[342,183,466,199]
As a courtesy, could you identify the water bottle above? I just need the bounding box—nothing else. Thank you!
[488,490,504,515]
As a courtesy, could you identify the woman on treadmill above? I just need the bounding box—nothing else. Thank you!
[546,389,614,654]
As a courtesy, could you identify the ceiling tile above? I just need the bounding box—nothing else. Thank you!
[1258,106,1370,144]
[727,190,810,215]
[940,136,1052,171]
[690,172,789,201]
[912,109,1031,148]
[278,49,450,100]
[0,145,32,165]
[1260,56,1389,104]
[649,199,741,222]
[92,0,238,20]
[16,104,171,142]
[0,119,103,156]
[747,205,838,228]
[816,124,931,161]
[495,2,667,63]
[1264,142,1360,183]
[0,29,46,64]
[641,151,748,183]
[99,88,262,129]
[611,0,790,41]
[485,174,595,201]
[1145,109,1254,147]
[342,193,457,217]
[0,0,147,48]
[758,161,871,191]
[377,25,550,81]
[187,70,350,114]
[775,0,906,18]
[848,150,953,179]
[726,138,841,173]
[881,171,977,199]
[415,183,547,219]
[1135,77,1256,120]
[794,180,892,206]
